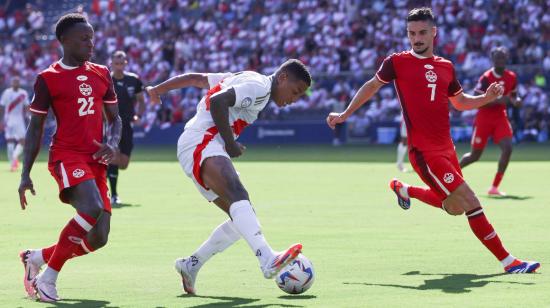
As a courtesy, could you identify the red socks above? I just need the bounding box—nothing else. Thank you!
[408,186,443,208]
[466,207,509,261]
[47,212,97,271]
[492,172,504,188]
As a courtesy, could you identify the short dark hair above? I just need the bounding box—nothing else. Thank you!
[111,50,127,60]
[55,13,88,41]
[407,7,435,24]
[278,59,312,87]
[491,46,508,58]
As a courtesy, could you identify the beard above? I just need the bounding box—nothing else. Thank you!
[414,45,429,55]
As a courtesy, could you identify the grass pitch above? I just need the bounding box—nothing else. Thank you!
[1,144,549,307]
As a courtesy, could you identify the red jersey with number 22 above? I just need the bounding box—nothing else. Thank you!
[30,61,117,162]
[376,51,463,152]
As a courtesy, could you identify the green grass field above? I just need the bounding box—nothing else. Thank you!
[1,144,549,307]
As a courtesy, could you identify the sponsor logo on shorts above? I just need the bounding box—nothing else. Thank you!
[425,70,437,83]
[72,168,85,178]
[443,173,454,184]
[241,97,252,108]
[77,75,88,81]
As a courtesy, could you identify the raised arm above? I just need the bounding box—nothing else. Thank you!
[146,73,210,104]
[326,76,385,129]
[449,82,504,111]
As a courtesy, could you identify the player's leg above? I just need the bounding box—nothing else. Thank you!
[175,197,241,294]
[460,123,488,169]
[489,122,514,195]
[396,137,408,172]
[459,147,483,169]
[35,179,106,301]
[107,123,133,204]
[443,182,539,273]
[6,138,15,169]
[200,156,301,279]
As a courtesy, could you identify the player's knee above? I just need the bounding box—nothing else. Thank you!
[118,161,129,170]
[89,229,109,249]
[444,203,465,216]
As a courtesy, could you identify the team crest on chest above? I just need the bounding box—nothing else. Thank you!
[425,70,437,83]
[241,97,252,108]
[79,83,92,96]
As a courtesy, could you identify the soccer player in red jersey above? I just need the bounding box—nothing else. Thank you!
[327,7,539,274]
[459,47,520,196]
[17,13,121,301]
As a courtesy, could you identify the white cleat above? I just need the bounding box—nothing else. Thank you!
[33,276,60,302]
[261,243,302,279]
[20,250,42,299]
[175,256,202,295]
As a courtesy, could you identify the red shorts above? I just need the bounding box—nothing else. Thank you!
[471,114,513,150]
[409,147,465,200]
[48,159,111,213]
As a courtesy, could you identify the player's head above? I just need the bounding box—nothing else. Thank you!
[11,76,20,89]
[55,13,94,63]
[406,7,436,55]
[491,46,508,70]
[111,50,128,74]
[272,59,311,107]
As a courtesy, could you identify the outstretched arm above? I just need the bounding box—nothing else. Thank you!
[327,77,385,129]
[450,82,504,111]
[18,114,47,209]
[146,73,210,104]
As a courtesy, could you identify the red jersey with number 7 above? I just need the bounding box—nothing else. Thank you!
[376,50,463,152]
[30,61,117,162]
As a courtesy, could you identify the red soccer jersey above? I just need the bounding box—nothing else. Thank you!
[30,61,117,162]
[474,68,517,117]
[376,50,463,151]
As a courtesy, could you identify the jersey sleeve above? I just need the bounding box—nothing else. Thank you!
[135,76,144,94]
[474,75,489,94]
[448,67,463,97]
[29,75,52,115]
[103,72,117,104]
[375,55,396,84]
[232,82,265,110]
[207,73,232,88]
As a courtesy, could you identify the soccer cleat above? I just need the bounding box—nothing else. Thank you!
[20,250,42,298]
[505,259,540,274]
[389,179,411,210]
[397,163,407,173]
[33,276,60,302]
[488,186,506,196]
[262,243,302,279]
[110,194,122,205]
[175,256,202,295]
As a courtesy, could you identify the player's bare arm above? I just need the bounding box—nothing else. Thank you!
[450,82,504,111]
[135,91,146,120]
[18,113,47,209]
[209,88,245,158]
[146,73,210,104]
[93,103,121,164]
[326,76,384,129]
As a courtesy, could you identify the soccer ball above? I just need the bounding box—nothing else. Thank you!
[275,254,314,294]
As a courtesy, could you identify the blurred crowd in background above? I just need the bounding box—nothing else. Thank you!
[1,0,548,142]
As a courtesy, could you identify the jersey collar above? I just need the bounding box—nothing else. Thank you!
[491,68,503,78]
[57,59,80,70]
[410,49,433,59]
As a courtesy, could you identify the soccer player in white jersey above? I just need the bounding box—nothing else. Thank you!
[0,77,29,171]
[146,59,311,295]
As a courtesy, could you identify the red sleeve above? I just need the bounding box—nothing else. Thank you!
[375,55,396,84]
[447,67,463,97]
[29,75,52,115]
[474,75,489,94]
[103,72,117,104]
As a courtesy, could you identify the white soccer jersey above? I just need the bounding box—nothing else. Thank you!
[184,71,272,137]
[1,87,29,126]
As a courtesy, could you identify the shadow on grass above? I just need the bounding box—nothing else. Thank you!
[344,271,535,294]
[111,203,142,210]
[483,195,533,201]
[43,298,118,308]
[278,295,316,300]
[178,294,303,308]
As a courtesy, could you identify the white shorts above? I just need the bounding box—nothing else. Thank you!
[4,123,26,140]
[177,129,231,202]
[400,121,407,138]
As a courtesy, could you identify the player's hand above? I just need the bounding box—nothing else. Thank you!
[92,139,117,164]
[226,141,246,158]
[512,97,522,108]
[485,82,504,100]
[146,86,161,105]
[18,175,35,210]
[326,112,347,130]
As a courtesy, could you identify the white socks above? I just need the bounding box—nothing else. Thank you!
[31,249,46,266]
[7,142,14,163]
[229,200,274,266]
[13,143,23,161]
[500,254,516,267]
[193,219,241,264]
[397,142,407,166]
[40,266,59,283]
